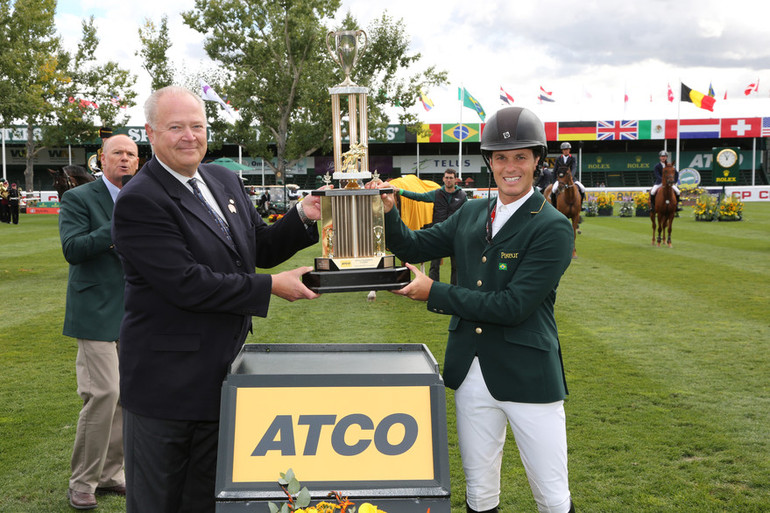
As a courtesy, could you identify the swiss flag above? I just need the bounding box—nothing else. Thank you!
[720,118,761,138]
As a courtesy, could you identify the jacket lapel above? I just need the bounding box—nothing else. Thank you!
[490,189,548,244]
[147,159,239,252]
[198,167,246,252]
[90,178,115,220]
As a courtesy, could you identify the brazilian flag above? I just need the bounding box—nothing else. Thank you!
[458,87,486,122]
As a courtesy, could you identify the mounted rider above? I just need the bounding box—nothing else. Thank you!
[551,142,586,204]
[650,150,682,210]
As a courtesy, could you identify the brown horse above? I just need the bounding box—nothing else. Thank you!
[49,165,95,201]
[650,163,678,247]
[544,165,582,258]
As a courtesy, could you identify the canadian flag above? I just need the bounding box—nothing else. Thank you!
[667,83,674,102]
[744,79,759,96]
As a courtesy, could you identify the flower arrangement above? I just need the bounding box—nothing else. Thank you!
[634,191,650,216]
[718,194,744,221]
[618,195,634,217]
[268,213,285,223]
[595,191,616,211]
[693,192,718,221]
[268,469,386,513]
[583,195,599,217]
[679,184,706,203]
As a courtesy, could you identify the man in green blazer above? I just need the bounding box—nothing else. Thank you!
[370,107,576,513]
[59,134,138,510]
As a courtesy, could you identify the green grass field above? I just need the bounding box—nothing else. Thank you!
[1,204,769,512]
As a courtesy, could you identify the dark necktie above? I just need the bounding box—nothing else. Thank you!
[188,178,232,242]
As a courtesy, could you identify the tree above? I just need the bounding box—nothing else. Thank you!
[0,0,65,191]
[137,15,175,91]
[182,0,446,182]
[50,16,137,146]
[0,3,136,191]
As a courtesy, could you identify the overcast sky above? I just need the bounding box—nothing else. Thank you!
[55,0,770,126]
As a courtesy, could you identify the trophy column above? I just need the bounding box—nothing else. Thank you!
[302,29,409,293]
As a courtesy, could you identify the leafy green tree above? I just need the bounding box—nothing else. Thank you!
[0,0,65,191]
[0,4,136,191]
[137,15,175,91]
[50,16,137,145]
[182,0,446,182]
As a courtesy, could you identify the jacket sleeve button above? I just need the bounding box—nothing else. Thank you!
[475,327,482,334]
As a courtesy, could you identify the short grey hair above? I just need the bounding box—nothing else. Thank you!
[144,86,206,129]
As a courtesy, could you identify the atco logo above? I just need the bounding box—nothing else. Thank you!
[230,386,435,482]
[252,413,418,456]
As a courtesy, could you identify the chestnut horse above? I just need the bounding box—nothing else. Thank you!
[49,165,95,201]
[650,163,678,247]
[544,164,582,258]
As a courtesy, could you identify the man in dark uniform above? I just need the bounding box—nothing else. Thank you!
[552,142,585,203]
[396,168,467,284]
[7,183,20,224]
[651,150,682,210]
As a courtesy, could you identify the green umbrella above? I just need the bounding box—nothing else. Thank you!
[211,157,254,172]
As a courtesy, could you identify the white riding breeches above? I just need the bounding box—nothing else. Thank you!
[651,183,680,195]
[454,358,572,513]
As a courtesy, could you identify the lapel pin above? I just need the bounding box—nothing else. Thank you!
[228,204,237,214]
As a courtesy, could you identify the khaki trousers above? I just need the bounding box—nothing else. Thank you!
[69,339,124,493]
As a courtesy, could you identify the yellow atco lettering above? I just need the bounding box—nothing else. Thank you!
[251,413,419,457]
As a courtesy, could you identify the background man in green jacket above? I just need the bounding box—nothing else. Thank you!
[398,168,467,284]
[369,107,576,513]
[59,134,138,510]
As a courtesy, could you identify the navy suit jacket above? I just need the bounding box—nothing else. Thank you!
[112,157,318,421]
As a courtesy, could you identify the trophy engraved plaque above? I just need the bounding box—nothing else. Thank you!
[302,30,410,293]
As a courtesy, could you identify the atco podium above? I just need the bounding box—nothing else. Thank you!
[301,29,409,293]
[214,343,451,513]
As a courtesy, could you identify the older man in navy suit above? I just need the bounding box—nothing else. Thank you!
[112,86,322,513]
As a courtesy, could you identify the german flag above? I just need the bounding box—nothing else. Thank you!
[557,121,597,141]
[681,83,716,112]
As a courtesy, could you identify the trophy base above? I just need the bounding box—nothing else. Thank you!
[303,257,410,293]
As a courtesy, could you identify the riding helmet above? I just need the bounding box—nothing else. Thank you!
[659,150,668,157]
[481,106,548,176]
[560,142,571,150]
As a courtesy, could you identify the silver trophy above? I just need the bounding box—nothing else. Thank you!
[302,29,409,293]
[326,30,367,87]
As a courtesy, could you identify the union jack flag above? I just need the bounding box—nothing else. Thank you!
[597,120,638,140]
[762,117,770,137]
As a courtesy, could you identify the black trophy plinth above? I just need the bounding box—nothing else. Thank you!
[302,188,409,293]
[302,258,410,293]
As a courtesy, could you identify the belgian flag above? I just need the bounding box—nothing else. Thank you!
[681,83,716,112]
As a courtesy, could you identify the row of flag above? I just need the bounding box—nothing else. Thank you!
[418,79,765,118]
[415,117,770,144]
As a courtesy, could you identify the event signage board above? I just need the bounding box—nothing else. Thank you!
[215,344,451,513]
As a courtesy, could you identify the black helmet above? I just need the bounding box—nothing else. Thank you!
[481,107,547,175]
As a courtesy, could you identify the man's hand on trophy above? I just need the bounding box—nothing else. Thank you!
[364,179,396,213]
[299,184,332,221]
[271,266,320,301]
[391,262,432,302]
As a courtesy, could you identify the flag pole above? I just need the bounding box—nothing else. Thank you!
[458,85,464,181]
[676,79,681,170]
[2,127,6,182]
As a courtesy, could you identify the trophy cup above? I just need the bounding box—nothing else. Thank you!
[301,30,410,293]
